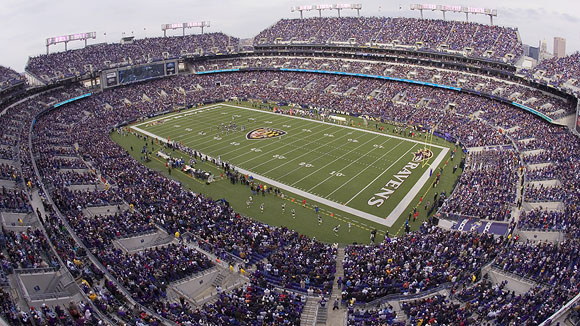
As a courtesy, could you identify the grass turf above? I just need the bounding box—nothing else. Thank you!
[112,101,464,244]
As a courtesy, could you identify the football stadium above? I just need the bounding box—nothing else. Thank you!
[0,2,579,325]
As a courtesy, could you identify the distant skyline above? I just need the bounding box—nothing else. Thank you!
[1,0,579,72]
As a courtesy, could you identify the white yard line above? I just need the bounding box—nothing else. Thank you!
[232,124,336,165]
[145,105,242,140]
[229,166,397,227]
[384,147,449,225]
[170,109,292,154]
[132,103,451,228]
[325,140,406,197]
[131,125,397,226]
[297,135,382,188]
[220,103,446,149]
[344,145,418,205]
[259,126,366,175]
[133,104,221,127]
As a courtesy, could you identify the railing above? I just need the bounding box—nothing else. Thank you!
[171,265,219,286]
[489,264,541,286]
[195,277,246,305]
[114,228,158,241]
[0,207,32,214]
[360,282,455,309]
[540,291,580,326]
[355,261,497,309]
[29,99,176,326]
[15,266,59,274]
[28,291,73,301]
[517,227,563,233]
[182,231,246,266]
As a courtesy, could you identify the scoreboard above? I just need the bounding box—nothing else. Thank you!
[101,60,178,89]
[118,64,166,84]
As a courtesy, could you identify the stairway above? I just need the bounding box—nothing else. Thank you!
[212,273,226,288]
[324,247,346,326]
[315,306,328,326]
[332,247,345,296]
[300,297,319,326]
[389,301,409,325]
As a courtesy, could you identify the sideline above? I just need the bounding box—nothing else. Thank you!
[131,103,450,227]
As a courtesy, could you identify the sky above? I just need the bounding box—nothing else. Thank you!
[0,0,579,72]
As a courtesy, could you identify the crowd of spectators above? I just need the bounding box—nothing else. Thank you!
[26,33,240,83]
[512,121,580,234]
[495,239,580,288]
[99,244,213,305]
[66,210,157,249]
[41,199,158,325]
[1,47,580,325]
[0,227,58,271]
[347,304,404,326]
[192,56,575,119]
[518,208,580,236]
[151,281,305,325]
[0,86,160,325]
[0,65,24,91]
[401,294,474,325]
[527,52,580,90]
[255,17,522,63]
[0,187,31,212]
[0,163,19,181]
[1,284,101,326]
[440,149,519,221]
[30,67,578,233]
[254,235,337,295]
[52,188,123,211]
[342,225,502,303]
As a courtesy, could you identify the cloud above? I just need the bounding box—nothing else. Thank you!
[1,0,580,71]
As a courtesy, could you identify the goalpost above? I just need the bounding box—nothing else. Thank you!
[422,127,435,168]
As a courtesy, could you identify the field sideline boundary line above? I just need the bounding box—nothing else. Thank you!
[384,147,449,225]
[131,103,451,228]
[219,103,446,149]
[133,104,221,127]
[131,124,398,227]
[300,134,384,189]
[325,140,407,197]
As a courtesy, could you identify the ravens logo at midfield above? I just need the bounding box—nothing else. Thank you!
[246,127,287,140]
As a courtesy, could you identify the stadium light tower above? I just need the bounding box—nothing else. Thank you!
[161,21,210,37]
[46,32,96,55]
[316,4,333,17]
[410,4,497,25]
[291,5,315,19]
[291,4,362,18]
[410,3,436,19]
[334,4,362,17]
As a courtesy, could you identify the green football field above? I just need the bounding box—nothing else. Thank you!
[131,103,450,229]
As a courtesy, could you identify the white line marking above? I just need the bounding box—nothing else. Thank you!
[299,135,383,189]
[220,103,446,149]
[235,124,337,166]
[344,145,418,205]
[132,103,451,227]
[384,147,449,225]
[325,140,406,197]
[132,124,398,227]
[133,104,221,127]
[264,127,372,177]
